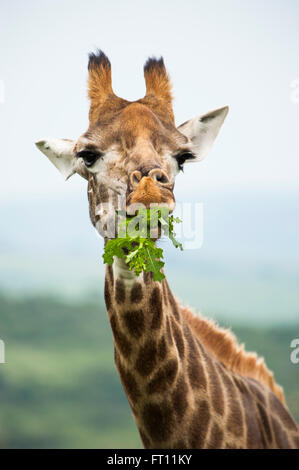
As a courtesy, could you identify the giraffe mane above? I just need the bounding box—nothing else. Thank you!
[180,304,285,404]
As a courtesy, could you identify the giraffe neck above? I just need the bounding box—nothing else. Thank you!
[104,258,200,448]
[104,260,299,449]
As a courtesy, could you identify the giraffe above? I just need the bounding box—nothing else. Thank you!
[35,50,299,449]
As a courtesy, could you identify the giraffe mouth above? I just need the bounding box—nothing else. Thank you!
[126,201,175,217]
[118,208,170,242]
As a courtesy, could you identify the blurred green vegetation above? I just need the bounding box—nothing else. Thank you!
[0,294,298,448]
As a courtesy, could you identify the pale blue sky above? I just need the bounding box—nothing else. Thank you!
[0,0,299,202]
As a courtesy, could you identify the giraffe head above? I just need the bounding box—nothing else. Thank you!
[36,50,228,237]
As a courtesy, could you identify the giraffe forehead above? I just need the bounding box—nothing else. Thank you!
[81,102,186,155]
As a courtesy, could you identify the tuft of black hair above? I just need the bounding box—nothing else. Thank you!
[88,49,111,70]
[144,56,165,75]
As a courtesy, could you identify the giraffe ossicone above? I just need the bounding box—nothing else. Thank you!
[36,49,299,449]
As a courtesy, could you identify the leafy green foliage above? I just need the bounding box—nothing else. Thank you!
[103,208,182,282]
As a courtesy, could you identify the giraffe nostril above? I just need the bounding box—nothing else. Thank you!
[148,169,169,185]
[156,173,167,183]
[130,171,142,189]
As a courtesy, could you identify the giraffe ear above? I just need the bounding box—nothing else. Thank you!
[35,138,88,180]
[177,106,229,161]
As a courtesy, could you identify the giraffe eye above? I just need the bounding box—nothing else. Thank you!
[175,152,195,171]
[77,150,102,168]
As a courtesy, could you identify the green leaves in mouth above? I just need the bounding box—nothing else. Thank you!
[103,207,182,282]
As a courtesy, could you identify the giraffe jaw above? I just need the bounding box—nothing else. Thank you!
[112,257,143,283]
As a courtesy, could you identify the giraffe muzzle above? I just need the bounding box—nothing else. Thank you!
[126,174,175,216]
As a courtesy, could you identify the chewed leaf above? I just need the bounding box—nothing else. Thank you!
[169,232,183,250]
[102,238,132,265]
[144,250,165,281]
